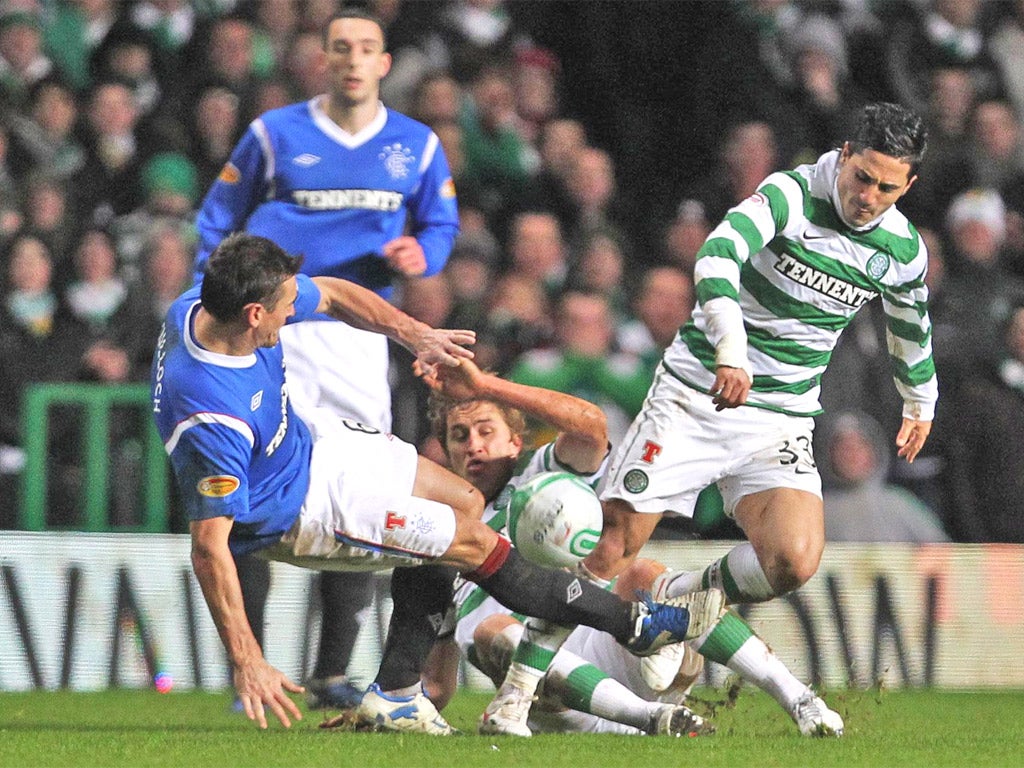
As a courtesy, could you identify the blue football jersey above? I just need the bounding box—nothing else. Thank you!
[151,275,322,555]
[194,99,459,299]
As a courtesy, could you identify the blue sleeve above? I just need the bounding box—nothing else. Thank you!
[168,422,251,522]
[409,135,459,277]
[289,274,322,324]
[194,123,271,270]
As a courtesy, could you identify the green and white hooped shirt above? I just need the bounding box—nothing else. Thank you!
[664,149,938,421]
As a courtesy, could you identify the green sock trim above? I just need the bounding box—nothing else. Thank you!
[695,611,755,665]
[561,663,606,712]
[511,642,557,673]
[718,556,742,602]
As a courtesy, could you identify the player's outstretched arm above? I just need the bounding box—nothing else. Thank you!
[423,358,609,474]
[189,517,304,729]
[311,275,475,368]
[895,417,931,463]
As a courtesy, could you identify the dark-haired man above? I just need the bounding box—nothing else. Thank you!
[152,233,725,732]
[574,103,935,730]
[193,8,461,708]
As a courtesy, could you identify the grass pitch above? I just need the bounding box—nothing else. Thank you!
[2,687,1023,767]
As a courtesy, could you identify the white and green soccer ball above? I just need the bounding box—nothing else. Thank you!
[507,471,603,568]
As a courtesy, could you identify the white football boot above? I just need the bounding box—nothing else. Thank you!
[356,683,458,735]
[790,691,845,737]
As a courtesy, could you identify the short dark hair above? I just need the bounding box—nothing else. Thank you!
[848,102,928,174]
[200,233,303,321]
[322,7,387,51]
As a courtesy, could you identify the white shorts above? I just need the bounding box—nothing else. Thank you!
[280,320,392,431]
[600,368,821,517]
[262,412,457,572]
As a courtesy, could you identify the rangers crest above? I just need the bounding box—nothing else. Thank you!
[379,143,415,179]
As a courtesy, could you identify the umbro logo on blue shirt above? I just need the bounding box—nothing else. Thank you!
[251,390,263,410]
[293,153,321,167]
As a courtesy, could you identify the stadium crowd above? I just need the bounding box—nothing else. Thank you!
[1,0,1024,545]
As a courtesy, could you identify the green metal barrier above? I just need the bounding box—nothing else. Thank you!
[18,383,169,532]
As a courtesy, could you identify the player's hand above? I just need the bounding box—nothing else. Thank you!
[412,328,476,374]
[895,418,931,463]
[233,658,305,729]
[710,366,751,410]
[417,356,487,399]
[383,236,427,276]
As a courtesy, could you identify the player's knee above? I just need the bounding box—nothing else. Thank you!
[770,539,822,593]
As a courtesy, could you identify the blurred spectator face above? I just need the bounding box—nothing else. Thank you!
[446,255,491,303]
[106,41,153,83]
[286,31,327,98]
[25,178,66,231]
[665,200,710,275]
[256,0,300,41]
[930,68,974,133]
[567,147,615,211]
[33,81,78,138]
[301,0,338,31]
[74,230,118,283]
[973,101,1020,160]
[724,122,777,190]
[209,18,254,85]
[936,0,981,28]
[322,16,391,106]
[414,73,462,126]
[556,292,612,357]
[830,424,877,484]
[254,79,293,115]
[577,234,623,293]
[489,274,548,325]
[636,266,693,348]
[0,16,42,73]
[146,228,191,297]
[471,69,516,131]
[197,87,241,146]
[8,235,52,294]
[89,82,137,136]
[514,52,558,127]
[951,220,1001,265]
[540,118,586,178]
[1007,307,1024,362]
[509,212,564,281]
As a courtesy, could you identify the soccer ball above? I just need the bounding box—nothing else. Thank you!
[507,471,604,568]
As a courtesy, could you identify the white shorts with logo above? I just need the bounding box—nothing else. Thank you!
[600,368,821,517]
[280,320,392,432]
[261,411,457,572]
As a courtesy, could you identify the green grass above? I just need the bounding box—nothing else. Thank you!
[2,688,1023,767]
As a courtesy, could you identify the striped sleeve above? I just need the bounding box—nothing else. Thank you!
[882,240,938,421]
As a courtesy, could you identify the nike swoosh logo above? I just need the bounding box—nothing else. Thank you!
[802,230,827,240]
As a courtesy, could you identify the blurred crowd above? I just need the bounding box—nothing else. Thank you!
[1,0,1024,543]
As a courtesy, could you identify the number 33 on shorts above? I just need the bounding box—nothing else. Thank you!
[777,435,816,474]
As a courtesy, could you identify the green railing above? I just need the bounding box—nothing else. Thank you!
[18,383,169,532]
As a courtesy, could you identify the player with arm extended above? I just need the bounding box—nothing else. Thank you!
[192,8,460,708]
[576,103,934,734]
[154,233,724,732]
[417,359,842,737]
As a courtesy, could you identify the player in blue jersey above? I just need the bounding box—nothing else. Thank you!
[155,233,725,732]
[193,8,461,708]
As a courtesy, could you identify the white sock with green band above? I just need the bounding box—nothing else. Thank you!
[545,650,660,731]
[665,543,775,603]
[499,618,573,700]
[691,612,808,709]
